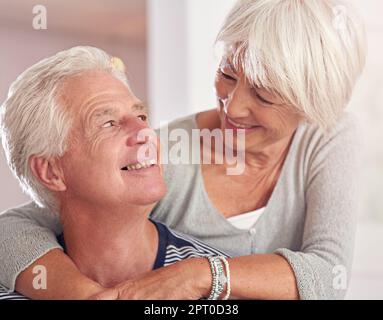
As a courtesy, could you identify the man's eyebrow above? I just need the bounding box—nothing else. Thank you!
[90,106,118,120]
[86,103,148,126]
[132,103,148,113]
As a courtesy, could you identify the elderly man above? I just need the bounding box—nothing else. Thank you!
[0,46,228,300]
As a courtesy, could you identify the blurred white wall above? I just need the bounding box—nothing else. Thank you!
[347,0,383,223]
[148,0,235,127]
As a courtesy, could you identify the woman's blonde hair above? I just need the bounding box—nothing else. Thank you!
[217,0,366,129]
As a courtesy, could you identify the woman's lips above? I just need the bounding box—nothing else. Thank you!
[224,115,260,134]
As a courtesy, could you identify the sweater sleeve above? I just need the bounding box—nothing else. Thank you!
[274,114,362,299]
[0,202,62,292]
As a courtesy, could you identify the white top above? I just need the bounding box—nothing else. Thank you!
[227,207,265,230]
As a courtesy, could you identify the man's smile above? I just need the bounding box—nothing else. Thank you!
[120,159,157,172]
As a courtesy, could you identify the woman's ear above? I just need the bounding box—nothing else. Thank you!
[29,156,67,192]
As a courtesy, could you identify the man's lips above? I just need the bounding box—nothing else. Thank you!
[120,140,159,172]
[120,159,157,171]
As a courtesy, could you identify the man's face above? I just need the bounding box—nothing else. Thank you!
[58,70,167,211]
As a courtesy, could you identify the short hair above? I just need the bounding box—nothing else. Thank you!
[216,0,366,129]
[0,46,129,213]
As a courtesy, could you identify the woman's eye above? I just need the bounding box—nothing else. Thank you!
[255,92,273,106]
[138,114,148,121]
[101,120,116,128]
[219,69,236,81]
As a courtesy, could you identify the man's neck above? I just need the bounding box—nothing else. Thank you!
[60,201,158,288]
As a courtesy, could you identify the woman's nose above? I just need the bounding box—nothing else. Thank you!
[225,85,253,118]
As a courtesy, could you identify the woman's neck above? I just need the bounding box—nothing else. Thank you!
[242,134,293,172]
[60,202,158,288]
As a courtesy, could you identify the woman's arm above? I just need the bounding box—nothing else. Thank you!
[224,254,299,299]
[89,254,298,300]
[15,249,104,299]
[0,202,100,299]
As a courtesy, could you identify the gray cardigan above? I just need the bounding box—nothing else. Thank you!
[0,112,362,299]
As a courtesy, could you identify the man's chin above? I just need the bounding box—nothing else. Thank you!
[130,185,167,206]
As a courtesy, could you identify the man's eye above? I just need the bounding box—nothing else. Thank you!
[138,114,147,121]
[101,120,116,128]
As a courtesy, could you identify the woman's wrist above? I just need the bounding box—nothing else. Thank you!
[183,257,212,298]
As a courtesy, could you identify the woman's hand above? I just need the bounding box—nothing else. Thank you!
[90,258,212,300]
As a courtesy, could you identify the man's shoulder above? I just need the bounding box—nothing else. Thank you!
[0,286,28,300]
[151,219,229,269]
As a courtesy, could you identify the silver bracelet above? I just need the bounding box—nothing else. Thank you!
[219,256,231,300]
[207,256,226,300]
[207,257,219,300]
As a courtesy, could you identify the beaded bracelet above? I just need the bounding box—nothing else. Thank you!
[219,256,231,300]
[206,256,231,300]
[207,256,225,300]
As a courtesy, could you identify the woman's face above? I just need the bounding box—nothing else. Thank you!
[214,54,304,153]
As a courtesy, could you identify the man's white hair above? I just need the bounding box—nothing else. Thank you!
[0,46,129,213]
[217,0,366,129]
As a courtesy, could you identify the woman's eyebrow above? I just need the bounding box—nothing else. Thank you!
[221,60,236,73]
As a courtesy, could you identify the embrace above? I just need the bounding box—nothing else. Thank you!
[0,0,366,300]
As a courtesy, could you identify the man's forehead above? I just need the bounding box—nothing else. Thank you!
[62,70,130,100]
[60,75,135,112]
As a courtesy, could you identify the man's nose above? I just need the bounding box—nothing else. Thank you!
[124,117,152,147]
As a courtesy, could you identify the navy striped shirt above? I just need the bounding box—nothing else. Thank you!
[0,219,228,300]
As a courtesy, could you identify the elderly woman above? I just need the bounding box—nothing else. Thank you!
[0,0,365,299]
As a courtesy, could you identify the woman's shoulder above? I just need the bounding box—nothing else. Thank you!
[297,111,362,156]
[293,111,363,177]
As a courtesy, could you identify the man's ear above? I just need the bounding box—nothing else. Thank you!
[29,156,67,192]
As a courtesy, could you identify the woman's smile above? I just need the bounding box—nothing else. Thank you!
[224,114,261,135]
